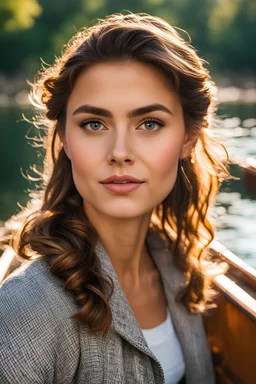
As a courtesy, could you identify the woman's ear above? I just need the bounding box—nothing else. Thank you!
[180,132,198,159]
[58,131,71,159]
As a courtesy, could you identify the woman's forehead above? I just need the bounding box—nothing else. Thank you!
[72,59,174,89]
[67,60,181,115]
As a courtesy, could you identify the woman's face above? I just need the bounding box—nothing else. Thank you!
[63,60,194,220]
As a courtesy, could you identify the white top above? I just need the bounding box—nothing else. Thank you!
[141,309,185,384]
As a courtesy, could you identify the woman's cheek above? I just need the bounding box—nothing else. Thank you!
[68,139,96,174]
[153,143,181,178]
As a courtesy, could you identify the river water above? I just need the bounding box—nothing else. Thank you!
[0,104,255,268]
[214,103,256,269]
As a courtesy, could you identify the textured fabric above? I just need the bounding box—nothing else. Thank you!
[141,309,185,384]
[0,228,216,383]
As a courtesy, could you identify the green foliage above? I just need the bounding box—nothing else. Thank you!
[0,0,255,75]
[207,0,256,69]
[0,0,42,34]
[208,0,241,36]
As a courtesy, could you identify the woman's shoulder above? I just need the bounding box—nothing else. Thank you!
[0,259,81,382]
[0,258,79,336]
[1,258,77,313]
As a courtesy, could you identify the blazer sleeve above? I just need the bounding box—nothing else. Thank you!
[0,261,81,383]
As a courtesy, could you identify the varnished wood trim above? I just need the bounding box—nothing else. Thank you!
[210,240,256,293]
[214,274,256,321]
[211,240,256,279]
[204,292,256,384]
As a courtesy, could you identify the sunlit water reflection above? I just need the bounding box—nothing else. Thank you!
[213,105,256,269]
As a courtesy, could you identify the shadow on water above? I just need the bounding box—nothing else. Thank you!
[0,106,43,223]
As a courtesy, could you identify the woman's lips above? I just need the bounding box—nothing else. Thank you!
[101,182,143,193]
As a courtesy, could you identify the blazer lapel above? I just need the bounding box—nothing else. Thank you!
[95,227,215,384]
[146,228,215,384]
[95,237,165,383]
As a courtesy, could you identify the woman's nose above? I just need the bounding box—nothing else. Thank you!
[107,130,135,165]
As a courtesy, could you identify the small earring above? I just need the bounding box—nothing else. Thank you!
[180,159,192,190]
[190,148,195,164]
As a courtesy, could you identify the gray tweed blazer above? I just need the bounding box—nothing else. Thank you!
[0,228,215,383]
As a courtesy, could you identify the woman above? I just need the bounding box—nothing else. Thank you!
[0,12,229,384]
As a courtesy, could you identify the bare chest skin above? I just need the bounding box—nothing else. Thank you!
[122,266,168,330]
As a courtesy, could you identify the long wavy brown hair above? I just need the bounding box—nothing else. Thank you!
[3,13,230,335]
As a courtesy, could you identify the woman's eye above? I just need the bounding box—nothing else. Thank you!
[140,119,164,131]
[79,118,163,131]
[80,120,104,131]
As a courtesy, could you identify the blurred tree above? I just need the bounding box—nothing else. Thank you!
[0,0,255,75]
[208,0,256,71]
[0,0,83,74]
[0,0,42,34]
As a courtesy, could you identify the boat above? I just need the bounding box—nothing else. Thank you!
[231,157,256,196]
[239,157,256,195]
[205,241,256,384]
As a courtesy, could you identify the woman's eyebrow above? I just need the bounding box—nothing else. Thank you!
[72,103,173,117]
